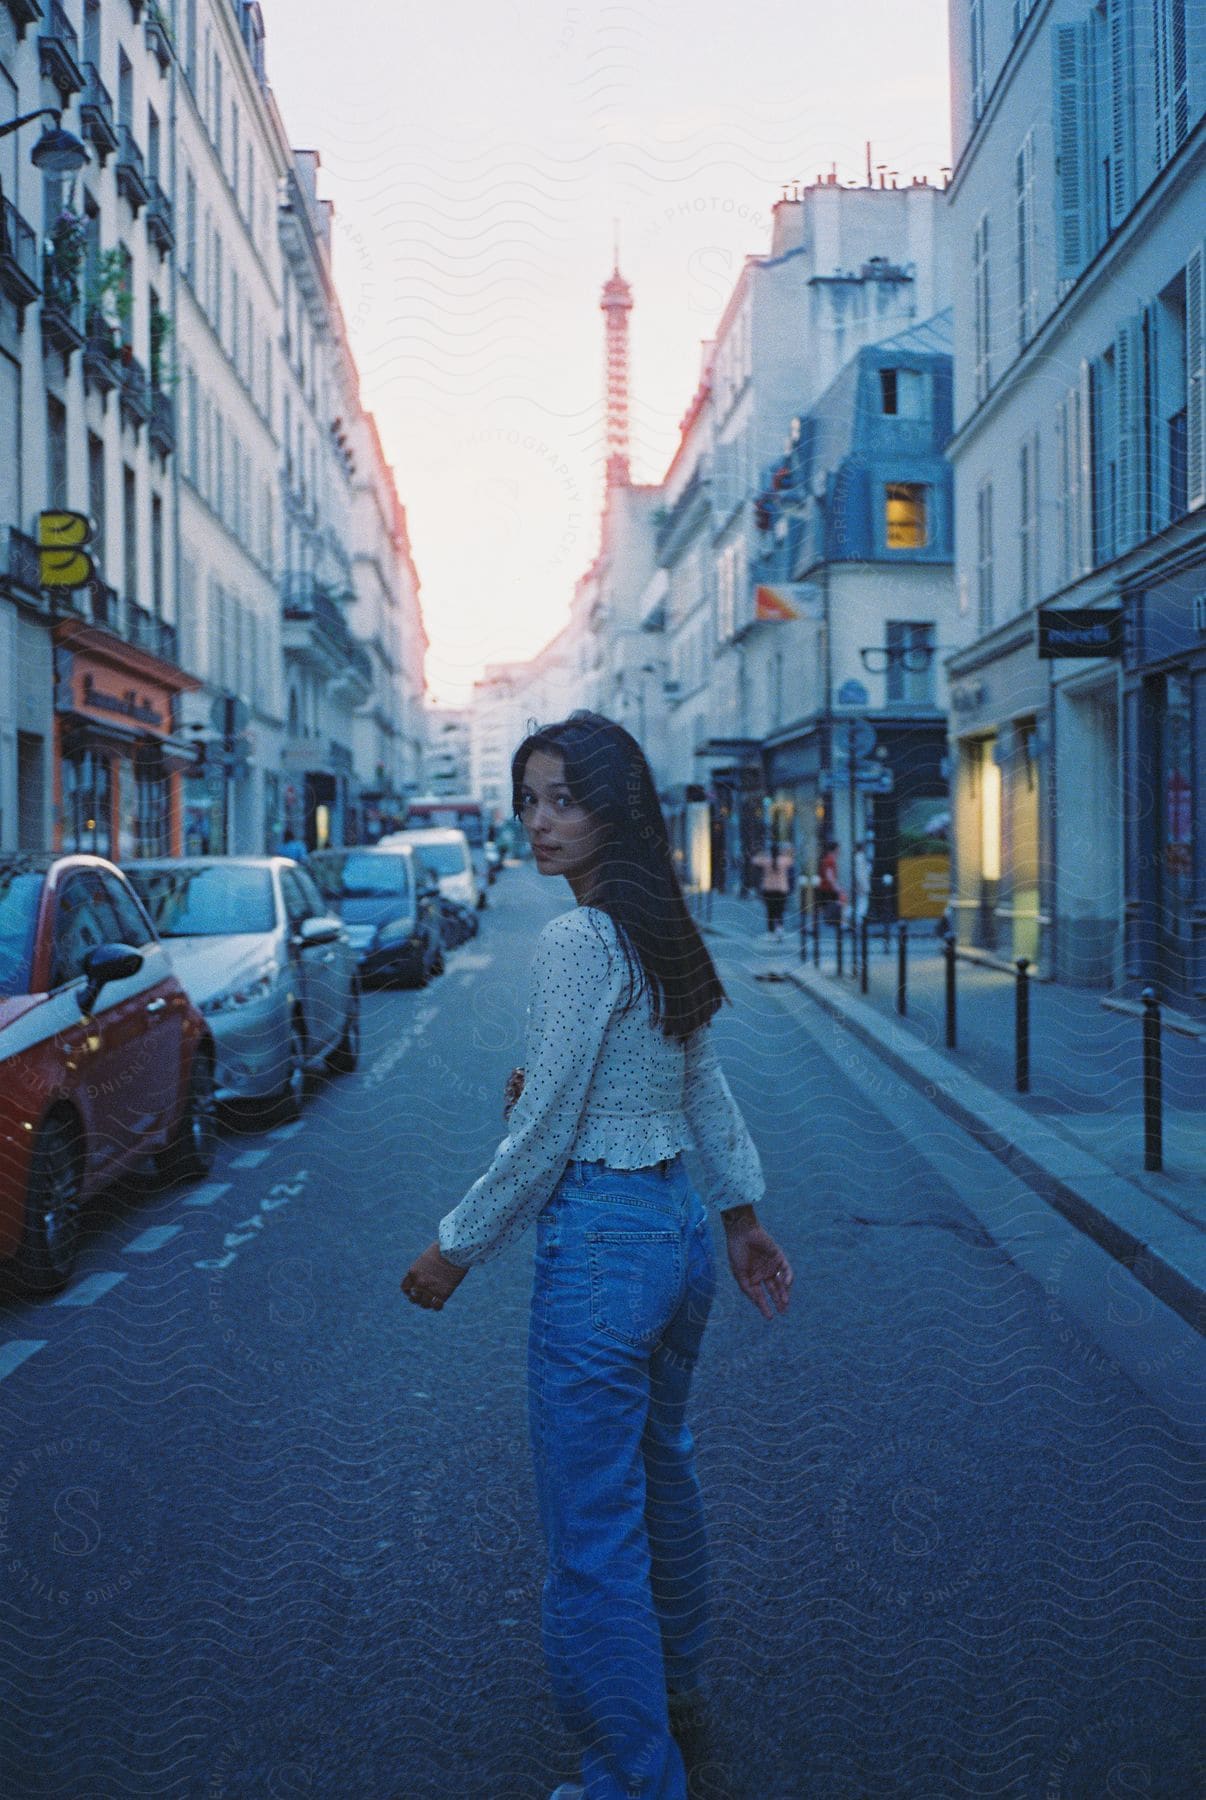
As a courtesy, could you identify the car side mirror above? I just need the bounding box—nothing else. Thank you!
[79,942,144,1014]
[294,916,341,948]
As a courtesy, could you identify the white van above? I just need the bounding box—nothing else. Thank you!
[385,826,483,910]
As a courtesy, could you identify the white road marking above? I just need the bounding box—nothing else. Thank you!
[182,1182,231,1208]
[450,950,494,975]
[364,1001,439,1089]
[267,1122,305,1141]
[123,1225,183,1254]
[230,1148,272,1170]
[54,1271,128,1306]
[0,1339,47,1381]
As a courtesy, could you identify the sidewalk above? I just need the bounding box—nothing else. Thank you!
[700,889,1205,1337]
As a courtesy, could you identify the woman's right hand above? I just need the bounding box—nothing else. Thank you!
[723,1215,793,1319]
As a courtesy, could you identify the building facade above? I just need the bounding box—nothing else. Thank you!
[945,0,1205,1003]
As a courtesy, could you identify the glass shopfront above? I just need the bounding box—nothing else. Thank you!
[60,750,113,857]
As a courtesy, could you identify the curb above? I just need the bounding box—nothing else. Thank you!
[705,924,1205,1339]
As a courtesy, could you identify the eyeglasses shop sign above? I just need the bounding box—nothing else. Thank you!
[1036,607,1123,660]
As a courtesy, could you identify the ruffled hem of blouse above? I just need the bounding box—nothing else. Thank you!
[570,1112,695,1168]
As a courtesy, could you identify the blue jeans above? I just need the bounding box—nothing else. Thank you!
[528,1154,717,1800]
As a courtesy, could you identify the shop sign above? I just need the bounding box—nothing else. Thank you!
[38,510,96,589]
[1036,606,1123,659]
[80,670,165,728]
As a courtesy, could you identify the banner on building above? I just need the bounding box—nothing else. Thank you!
[1036,606,1123,659]
[752,582,823,623]
[38,511,96,589]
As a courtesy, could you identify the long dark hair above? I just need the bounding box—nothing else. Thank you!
[511,710,726,1040]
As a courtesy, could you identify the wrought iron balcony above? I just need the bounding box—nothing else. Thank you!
[281,572,373,688]
[85,577,122,630]
[83,315,120,396]
[118,354,151,430]
[0,525,43,608]
[0,198,40,311]
[127,0,144,18]
[145,8,171,70]
[39,0,84,99]
[2,0,42,41]
[80,64,119,163]
[40,260,84,356]
[146,180,174,255]
[149,387,175,459]
[115,127,150,213]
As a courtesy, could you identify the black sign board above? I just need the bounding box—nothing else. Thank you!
[1036,606,1123,659]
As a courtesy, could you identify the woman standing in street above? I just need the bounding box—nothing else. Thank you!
[401,711,793,1800]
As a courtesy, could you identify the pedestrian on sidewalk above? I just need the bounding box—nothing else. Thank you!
[402,709,793,1800]
[818,837,843,924]
[850,840,871,928]
[751,836,794,940]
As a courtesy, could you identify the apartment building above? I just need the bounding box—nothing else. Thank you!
[945,0,1205,1001]
[1,0,197,857]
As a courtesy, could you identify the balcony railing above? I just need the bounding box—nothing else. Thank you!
[146,180,174,254]
[2,1,43,41]
[83,315,120,396]
[80,63,119,162]
[149,387,175,458]
[145,8,171,69]
[281,572,373,686]
[115,126,150,213]
[40,260,84,356]
[0,525,43,607]
[39,0,84,98]
[118,354,151,429]
[0,198,40,310]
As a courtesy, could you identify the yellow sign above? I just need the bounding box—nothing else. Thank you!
[38,510,96,589]
[898,854,950,920]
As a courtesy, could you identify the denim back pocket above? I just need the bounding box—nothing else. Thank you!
[585,1229,683,1350]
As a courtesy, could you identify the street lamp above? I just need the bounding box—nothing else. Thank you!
[0,108,90,173]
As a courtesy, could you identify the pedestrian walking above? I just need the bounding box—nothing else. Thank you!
[851,839,871,927]
[750,837,794,940]
[277,832,307,862]
[402,709,792,1800]
[818,837,843,923]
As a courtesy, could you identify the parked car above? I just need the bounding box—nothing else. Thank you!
[0,853,217,1294]
[438,894,480,949]
[306,846,444,988]
[380,827,484,911]
[125,857,359,1120]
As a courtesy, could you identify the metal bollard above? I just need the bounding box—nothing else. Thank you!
[1015,957,1031,1093]
[835,917,844,977]
[812,898,821,967]
[943,931,957,1049]
[860,916,869,995]
[896,923,907,1016]
[1141,988,1163,1172]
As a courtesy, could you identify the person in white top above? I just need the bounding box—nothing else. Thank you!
[401,710,792,1800]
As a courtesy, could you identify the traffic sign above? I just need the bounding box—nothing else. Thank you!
[820,765,893,794]
[211,695,250,735]
[832,719,877,761]
[837,679,869,707]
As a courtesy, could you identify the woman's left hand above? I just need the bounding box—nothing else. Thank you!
[401,1240,470,1311]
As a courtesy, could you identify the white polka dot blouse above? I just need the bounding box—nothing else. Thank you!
[437,906,765,1268]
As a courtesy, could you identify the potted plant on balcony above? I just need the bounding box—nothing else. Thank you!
[84,246,131,360]
[44,206,87,311]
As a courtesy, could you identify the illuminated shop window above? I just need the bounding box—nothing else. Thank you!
[885,483,928,549]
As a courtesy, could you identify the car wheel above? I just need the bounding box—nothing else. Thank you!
[17,1114,83,1296]
[327,983,360,1074]
[275,1015,308,1120]
[157,1042,218,1183]
[477,892,487,910]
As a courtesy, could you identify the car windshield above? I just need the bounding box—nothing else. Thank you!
[410,843,467,876]
[125,866,275,936]
[309,853,410,900]
[0,867,44,997]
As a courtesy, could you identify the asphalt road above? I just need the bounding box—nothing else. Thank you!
[0,865,1202,1798]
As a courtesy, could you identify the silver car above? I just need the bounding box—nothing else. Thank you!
[125,857,359,1118]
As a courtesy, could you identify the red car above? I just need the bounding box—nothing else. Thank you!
[0,853,217,1295]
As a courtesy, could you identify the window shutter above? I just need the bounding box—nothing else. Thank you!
[1115,317,1140,552]
[1154,0,1189,170]
[1145,303,1167,535]
[1077,358,1094,574]
[1053,24,1091,281]
[1108,0,1135,225]
[1015,130,1037,347]
[970,0,986,120]
[973,213,991,400]
[1187,244,1205,511]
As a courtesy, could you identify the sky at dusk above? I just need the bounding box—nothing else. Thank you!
[263,0,952,702]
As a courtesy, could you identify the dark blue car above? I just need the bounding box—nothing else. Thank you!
[306,847,444,988]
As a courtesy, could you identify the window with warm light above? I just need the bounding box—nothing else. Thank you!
[885,483,928,548]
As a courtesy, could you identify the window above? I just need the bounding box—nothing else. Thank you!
[88,432,106,573]
[183,167,196,285]
[49,874,110,988]
[124,464,138,602]
[118,51,133,130]
[885,483,928,549]
[879,367,925,418]
[1019,434,1039,610]
[184,0,197,86]
[970,0,987,121]
[1015,129,1037,348]
[151,493,163,613]
[976,478,994,632]
[211,228,222,337]
[185,363,199,482]
[46,396,67,510]
[885,622,935,705]
[211,53,223,160]
[230,100,239,193]
[1154,0,1189,170]
[1185,247,1203,512]
[973,212,991,401]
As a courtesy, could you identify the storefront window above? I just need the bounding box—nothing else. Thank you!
[137,752,170,858]
[1158,672,1193,994]
[60,751,113,857]
[117,754,138,862]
